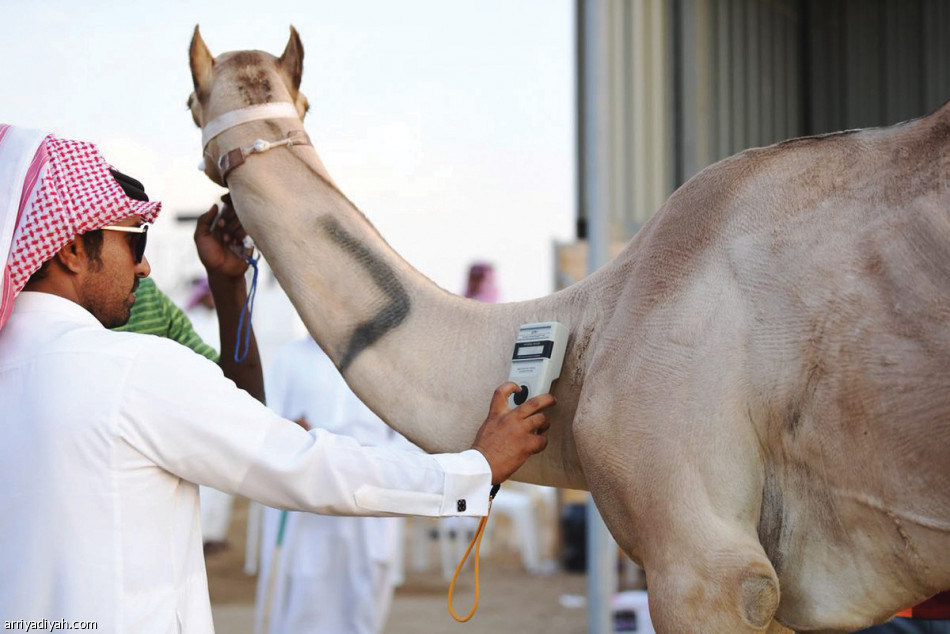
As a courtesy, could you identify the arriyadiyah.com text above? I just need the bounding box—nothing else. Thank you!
[5,620,98,632]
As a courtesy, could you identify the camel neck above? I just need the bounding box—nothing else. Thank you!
[225,140,595,489]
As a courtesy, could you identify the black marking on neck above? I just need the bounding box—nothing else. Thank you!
[319,216,412,373]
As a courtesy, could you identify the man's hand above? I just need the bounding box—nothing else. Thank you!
[472,382,555,485]
[194,195,252,281]
[192,195,265,403]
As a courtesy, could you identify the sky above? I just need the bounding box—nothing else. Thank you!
[0,0,576,327]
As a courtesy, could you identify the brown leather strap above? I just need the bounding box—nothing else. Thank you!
[217,130,312,182]
[217,147,246,179]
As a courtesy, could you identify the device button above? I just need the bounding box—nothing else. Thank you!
[513,385,529,405]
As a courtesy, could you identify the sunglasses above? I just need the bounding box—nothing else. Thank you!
[101,224,149,264]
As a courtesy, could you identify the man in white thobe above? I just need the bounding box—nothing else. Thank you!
[255,336,408,633]
[0,124,554,633]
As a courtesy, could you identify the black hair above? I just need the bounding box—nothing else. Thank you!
[109,168,150,202]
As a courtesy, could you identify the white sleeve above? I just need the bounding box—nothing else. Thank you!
[117,337,492,517]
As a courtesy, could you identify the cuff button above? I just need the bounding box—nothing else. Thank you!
[457,499,467,512]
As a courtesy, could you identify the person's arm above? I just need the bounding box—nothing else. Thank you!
[121,337,553,517]
[193,200,265,403]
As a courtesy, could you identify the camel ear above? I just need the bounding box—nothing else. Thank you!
[279,26,304,92]
[189,25,214,100]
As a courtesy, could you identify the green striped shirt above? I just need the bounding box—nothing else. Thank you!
[113,277,219,362]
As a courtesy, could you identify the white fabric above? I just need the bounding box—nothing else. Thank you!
[0,126,47,330]
[0,292,491,634]
[201,102,301,149]
[184,304,233,543]
[254,337,406,634]
[0,126,46,275]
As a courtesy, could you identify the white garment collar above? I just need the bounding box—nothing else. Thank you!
[12,291,104,328]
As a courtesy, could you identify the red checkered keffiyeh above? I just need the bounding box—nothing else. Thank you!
[0,124,161,331]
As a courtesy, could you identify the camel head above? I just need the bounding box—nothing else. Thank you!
[188,25,310,185]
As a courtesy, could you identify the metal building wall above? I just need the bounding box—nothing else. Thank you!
[674,0,804,183]
[575,0,672,243]
[671,0,950,190]
[576,0,950,245]
[805,0,950,134]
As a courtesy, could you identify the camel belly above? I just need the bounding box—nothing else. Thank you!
[753,377,950,631]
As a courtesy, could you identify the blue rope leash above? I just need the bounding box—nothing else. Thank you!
[234,252,260,363]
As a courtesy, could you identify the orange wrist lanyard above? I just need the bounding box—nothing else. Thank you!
[446,484,500,622]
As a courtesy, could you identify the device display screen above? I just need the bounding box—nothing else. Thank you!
[513,341,553,359]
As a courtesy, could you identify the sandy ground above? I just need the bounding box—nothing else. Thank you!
[207,496,641,633]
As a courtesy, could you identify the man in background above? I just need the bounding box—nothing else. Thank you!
[256,336,408,633]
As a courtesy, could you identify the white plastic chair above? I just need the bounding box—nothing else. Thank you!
[486,482,558,574]
[612,590,654,633]
[404,516,480,581]
[399,483,557,580]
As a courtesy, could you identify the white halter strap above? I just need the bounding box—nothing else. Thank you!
[201,102,301,149]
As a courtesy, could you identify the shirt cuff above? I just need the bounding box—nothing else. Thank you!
[432,449,493,516]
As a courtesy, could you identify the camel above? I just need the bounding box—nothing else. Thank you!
[187,26,950,633]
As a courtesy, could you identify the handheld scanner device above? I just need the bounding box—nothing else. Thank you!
[507,321,568,408]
